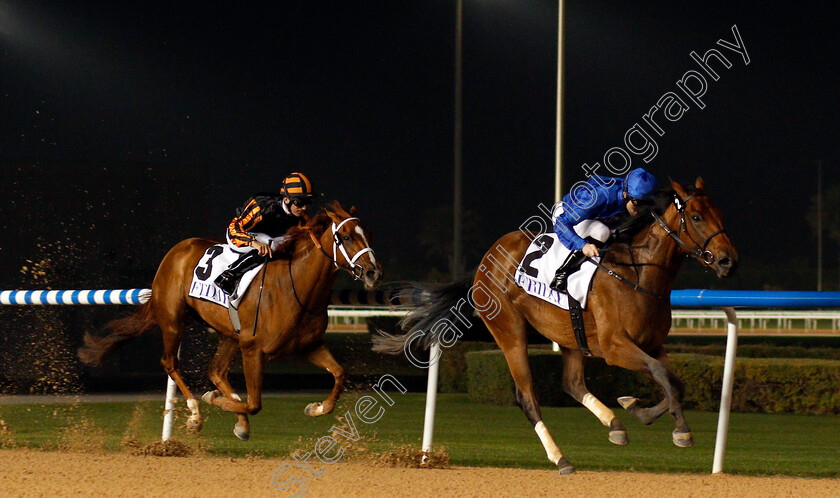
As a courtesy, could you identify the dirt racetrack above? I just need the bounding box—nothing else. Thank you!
[2,449,839,497]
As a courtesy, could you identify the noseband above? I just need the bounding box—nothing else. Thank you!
[652,192,726,266]
[308,217,375,280]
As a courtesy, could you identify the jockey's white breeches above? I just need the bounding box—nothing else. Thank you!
[551,202,611,244]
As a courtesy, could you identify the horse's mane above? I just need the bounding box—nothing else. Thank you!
[274,201,352,255]
[610,185,699,244]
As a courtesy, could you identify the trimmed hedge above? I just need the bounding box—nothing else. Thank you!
[667,343,840,360]
[465,350,840,415]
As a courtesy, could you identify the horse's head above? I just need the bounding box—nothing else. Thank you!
[324,202,384,289]
[666,178,738,278]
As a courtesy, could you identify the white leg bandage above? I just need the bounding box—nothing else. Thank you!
[582,393,616,427]
[534,421,564,465]
[187,398,200,415]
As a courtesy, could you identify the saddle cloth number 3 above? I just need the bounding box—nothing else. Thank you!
[195,246,224,281]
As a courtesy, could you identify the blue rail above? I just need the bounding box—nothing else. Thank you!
[5,288,840,308]
[671,289,840,308]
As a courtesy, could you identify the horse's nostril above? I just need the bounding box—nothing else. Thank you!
[366,269,380,280]
[719,258,732,268]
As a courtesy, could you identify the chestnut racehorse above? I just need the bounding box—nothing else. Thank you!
[79,201,382,440]
[374,179,737,473]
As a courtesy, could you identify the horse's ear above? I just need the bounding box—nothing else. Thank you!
[669,177,688,198]
[349,205,358,216]
[695,177,706,192]
[325,209,341,223]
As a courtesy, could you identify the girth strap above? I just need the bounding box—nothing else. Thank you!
[567,295,592,357]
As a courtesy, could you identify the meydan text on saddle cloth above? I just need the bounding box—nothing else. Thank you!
[514,231,599,311]
[188,245,266,309]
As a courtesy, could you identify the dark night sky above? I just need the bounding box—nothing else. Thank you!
[2,1,839,289]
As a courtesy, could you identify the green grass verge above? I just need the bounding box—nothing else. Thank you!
[1,393,837,477]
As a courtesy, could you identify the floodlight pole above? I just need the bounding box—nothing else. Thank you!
[817,159,823,291]
[555,0,564,202]
[453,0,464,281]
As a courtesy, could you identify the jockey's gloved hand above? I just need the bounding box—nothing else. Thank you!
[251,240,272,257]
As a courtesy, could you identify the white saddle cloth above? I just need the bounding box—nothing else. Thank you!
[514,232,600,310]
[188,245,266,309]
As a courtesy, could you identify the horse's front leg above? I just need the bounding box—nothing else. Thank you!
[617,396,669,425]
[604,338,693,447]
[617,346,684,427]
[302,345,345,417]
[560,348,628,445]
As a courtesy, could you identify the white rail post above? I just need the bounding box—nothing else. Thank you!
[713,306,738,473]
[161,345,181,442]
[421,341,442,464]
[161,376,178,441]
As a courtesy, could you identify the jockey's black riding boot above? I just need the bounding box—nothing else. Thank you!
[215,251,265,296]
[549,250,587,293]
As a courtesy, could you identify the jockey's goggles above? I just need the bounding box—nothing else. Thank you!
[628,196,654,207]
[288,197,312,207]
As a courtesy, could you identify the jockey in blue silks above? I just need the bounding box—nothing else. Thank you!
[549,167,658,292]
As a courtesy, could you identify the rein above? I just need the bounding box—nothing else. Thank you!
[288,257,325,316]
[651,192,727,266]
[586,255,664,300]
[585,190,725,300]
[306,217,374,280]
[290,216,376,316]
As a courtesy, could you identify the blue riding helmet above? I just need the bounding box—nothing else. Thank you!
[625,168,658,199]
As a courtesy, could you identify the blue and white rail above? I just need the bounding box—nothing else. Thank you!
[0,289,151,306]
[0,288,405,307]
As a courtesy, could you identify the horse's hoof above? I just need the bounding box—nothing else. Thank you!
[673,431,694,448]
[609,430,629,446]
[617,396,638,411]
[186,417,203,434]
[304,402,323,417]
[557,456,576,475]
[201,390,219,405]
[234,423,250,441]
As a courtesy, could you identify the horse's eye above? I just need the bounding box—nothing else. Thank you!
[343,235,351,241]
[691,215,701,222]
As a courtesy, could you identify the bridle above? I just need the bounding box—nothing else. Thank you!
[651,191,726,266]
[291,216,375,316]
[308,217,375,280]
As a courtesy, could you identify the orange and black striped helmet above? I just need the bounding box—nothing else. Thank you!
[282,172,314,199]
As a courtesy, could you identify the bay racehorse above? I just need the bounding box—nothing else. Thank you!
[79,201,382,440]
[373,178,737,473]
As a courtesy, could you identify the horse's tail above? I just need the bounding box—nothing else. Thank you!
[77,299,158,366]
[372,271,475,355]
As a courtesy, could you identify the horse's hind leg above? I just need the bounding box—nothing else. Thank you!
[202,333,251,440]
[604,338,693,447]
[560,348,628,445]
[302,345,345,417]
[208,342,266,438]
[209,343,265,417]
[492,323,575,474]
[159,321,203,433]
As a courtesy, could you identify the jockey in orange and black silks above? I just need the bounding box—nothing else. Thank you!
[549,167,658,293]
[214,172,315,298]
